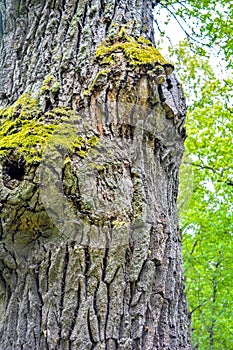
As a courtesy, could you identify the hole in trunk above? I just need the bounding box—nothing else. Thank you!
[3,156,25,181]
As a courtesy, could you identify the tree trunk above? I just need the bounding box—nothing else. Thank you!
[0,1,191,349]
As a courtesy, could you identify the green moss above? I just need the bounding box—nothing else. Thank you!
[40,75,60,94]
[51,82,61,93]
[0,91,99,164]
[0,92,38,119]
[0,93,57,163]
[0,70,101,165]
[87,135,99,147]
[77,150,87,158]
[40,75,54,93]
[44,107,76,121]
[83,69,111,96]
[87,163,105,171]
[49,125,99,157]
[95,32,174,74]
[112,219,128,228]
[14,210,56,245]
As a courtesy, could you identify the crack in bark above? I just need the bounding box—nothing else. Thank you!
[104,281,110,349]
[68,281,81,350]
[45,250,52,293]
[34,268,44,349]
[102,247,109,282]
[93,279,101,340]
[84,247,91,298]
[57,244,70,347]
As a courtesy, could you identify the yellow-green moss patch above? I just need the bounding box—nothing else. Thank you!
[95,32,174,74]
[0,92,96,164]
[40,75,60,94]
[83,69,111,96]
[0,93,58,163]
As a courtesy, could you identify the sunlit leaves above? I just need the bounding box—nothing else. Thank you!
[173,41,233,349]
[157,0,233,67]
[155,1,233,345]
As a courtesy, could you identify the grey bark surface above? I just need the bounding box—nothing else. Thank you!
[0,1,191,349]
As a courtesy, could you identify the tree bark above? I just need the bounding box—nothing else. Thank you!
[0,1,191,349]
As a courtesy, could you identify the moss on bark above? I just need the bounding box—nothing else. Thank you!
[95,30,174,75]
[0,78,99,164]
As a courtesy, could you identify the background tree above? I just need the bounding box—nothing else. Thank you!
[0,1,191,349]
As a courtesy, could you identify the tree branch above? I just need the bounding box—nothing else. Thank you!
[189,300,207,316]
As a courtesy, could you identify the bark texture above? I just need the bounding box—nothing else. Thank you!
[0,0,156,105]
[0,1,191,349]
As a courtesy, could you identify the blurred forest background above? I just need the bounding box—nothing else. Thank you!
[154,1,233,349]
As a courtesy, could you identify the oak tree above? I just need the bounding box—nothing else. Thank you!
[0,1,191,349]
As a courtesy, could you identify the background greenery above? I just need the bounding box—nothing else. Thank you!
[155,1,233,348]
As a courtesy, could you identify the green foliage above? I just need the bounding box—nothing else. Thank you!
[185,0,233,66]
[159,0,233,67]
[174,41,233,349]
